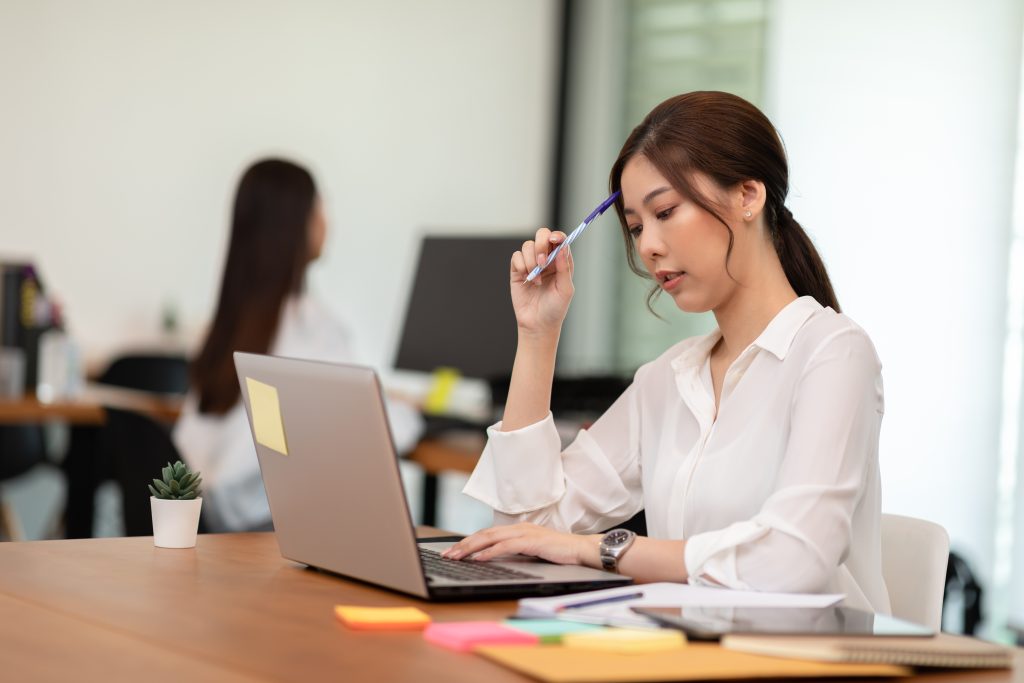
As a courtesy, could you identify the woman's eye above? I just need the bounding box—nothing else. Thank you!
[656,206,675,220]
[628,225,642,239]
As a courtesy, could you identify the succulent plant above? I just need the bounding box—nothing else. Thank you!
[149,460,202,500]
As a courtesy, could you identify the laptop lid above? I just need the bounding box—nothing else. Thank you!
[233,352,431,598]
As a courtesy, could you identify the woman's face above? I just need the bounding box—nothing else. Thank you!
[308,196,327,261]
[620,154,748,313]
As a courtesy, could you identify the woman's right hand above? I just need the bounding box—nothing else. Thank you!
[509,228,574,339]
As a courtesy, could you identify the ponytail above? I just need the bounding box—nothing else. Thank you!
[772,206,840,312]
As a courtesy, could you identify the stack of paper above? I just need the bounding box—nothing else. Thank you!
[518,583,844,628]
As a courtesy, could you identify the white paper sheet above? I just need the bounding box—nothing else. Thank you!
[518,583,845,629]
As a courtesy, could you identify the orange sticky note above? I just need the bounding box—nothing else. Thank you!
[334,605,431,631]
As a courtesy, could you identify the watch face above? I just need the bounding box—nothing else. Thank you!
[605,529,631,548]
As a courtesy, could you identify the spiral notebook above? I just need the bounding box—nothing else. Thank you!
[720,632,1013,669]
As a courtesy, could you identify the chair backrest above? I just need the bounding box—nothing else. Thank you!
[880,513,949,630]
[98,354,189,395]
[102,408,188,536]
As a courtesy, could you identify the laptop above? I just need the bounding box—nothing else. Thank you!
[233,352,632,600]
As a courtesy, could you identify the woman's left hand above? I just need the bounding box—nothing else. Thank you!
[441,523,598,567]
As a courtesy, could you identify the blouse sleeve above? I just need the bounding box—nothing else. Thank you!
[462,369,647,534]
[684,326,884,593]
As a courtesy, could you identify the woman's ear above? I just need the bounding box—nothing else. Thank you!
[738,180,767,221]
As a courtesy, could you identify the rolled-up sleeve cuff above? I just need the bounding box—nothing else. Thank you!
[685,522,768,590]
[461,413,565,514]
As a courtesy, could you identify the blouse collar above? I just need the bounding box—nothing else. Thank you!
[671,296,823,373]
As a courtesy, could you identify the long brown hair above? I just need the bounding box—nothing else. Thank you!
[191,158,317,414]
[609,91,839,312]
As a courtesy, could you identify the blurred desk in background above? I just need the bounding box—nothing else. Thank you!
[0,386,183,539]
[0,384,183,425]
[405,431,484,527]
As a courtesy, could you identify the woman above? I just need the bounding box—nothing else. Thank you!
[446,92,889,612]
[174,158,423,532]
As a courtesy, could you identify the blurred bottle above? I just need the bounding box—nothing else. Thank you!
[160,297,186,352]
[35,298,83,403]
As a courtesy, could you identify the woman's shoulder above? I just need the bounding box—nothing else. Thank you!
[797,305,882,369]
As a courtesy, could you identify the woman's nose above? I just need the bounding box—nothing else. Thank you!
[637,226,664,261]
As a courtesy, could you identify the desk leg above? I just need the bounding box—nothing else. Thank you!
[421,473,438,527]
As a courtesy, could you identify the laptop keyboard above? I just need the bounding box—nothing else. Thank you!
[419,548,541,582]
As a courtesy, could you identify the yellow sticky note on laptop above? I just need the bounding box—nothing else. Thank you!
[245,377,288,455]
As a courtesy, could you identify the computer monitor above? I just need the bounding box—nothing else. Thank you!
[394,235,522,381]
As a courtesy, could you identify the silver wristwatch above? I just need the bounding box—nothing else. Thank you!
[599,528,636,573]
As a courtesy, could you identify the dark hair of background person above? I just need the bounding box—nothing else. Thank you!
[191,158,317,414]
[608,91,840,313]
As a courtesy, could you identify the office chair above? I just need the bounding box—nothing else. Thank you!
[944,550,983,634]
[97,353,189,394]
[63,352,189,538]
[880,513,950,630]
[102,408,206,537]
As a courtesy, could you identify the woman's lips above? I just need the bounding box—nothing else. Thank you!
[657,270,685,291]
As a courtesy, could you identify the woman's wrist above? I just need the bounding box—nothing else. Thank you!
[575,534,602,569]
[516,326,561,348]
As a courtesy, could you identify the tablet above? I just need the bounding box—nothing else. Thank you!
[631,605,934,641]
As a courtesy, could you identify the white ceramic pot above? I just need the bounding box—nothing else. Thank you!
[151,496,203,548]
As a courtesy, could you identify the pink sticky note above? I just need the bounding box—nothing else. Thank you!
[423,621,539,652]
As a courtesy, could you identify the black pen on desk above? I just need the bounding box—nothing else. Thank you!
[555,591,644,612]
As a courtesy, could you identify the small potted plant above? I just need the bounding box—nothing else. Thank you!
[149,460,203,548]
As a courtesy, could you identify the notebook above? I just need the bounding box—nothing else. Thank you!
[233,352,631,600]
[720,632,1013,669]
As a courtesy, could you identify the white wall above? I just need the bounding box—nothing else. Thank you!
[764,0,1022,617]
[0,0,557,372]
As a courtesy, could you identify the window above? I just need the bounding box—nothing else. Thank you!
[613,0,768,372]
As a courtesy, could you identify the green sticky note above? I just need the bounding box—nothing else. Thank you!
[503,619,604,644]
[245,377,288,455]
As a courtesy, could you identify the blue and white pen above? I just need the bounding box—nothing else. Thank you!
[524,191,621,283]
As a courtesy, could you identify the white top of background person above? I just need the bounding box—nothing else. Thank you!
[448,92,889,612]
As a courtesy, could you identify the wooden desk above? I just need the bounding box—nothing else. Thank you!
[0,532,1018,682]
[0,384,183,425]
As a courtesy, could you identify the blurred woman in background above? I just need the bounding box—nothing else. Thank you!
[175,158,423,532]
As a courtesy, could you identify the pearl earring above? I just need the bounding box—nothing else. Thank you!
[744,210,752,218]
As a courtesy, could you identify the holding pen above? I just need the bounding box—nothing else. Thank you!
[495,192,622,433]
[524,191,621,283]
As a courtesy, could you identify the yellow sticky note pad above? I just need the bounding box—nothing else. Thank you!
[334,605,432,631]
[562,628,685,654]
[424,367,461,415]
[245,377,288,455]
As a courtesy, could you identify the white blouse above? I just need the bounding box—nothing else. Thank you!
[174,294,424,532]
[463,296,890,612]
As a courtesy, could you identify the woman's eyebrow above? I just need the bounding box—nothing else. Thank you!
[624,186,672,215]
